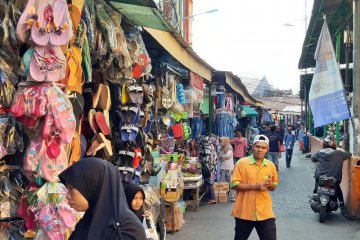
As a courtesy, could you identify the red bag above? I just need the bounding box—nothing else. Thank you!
[171,123,184,139]
[299,140,304,151]
[280,144,285,152]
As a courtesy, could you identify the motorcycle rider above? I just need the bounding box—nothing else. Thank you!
[311,138,351,209]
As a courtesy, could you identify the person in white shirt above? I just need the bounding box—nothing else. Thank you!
[219,137,236,201]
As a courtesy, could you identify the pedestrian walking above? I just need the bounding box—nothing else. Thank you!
[284,126,296,168]
[219,137,236,201]
[59,158,146,240]
[231,135,279,240]
[267,125,282,171]
[231,130,247,164]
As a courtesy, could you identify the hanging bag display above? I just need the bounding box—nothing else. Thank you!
[0,79,16,109]
[161,73,173,109]
[171,123,183,139]
[171,80,184,113]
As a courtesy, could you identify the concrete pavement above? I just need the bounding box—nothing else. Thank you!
[168,145,360,240]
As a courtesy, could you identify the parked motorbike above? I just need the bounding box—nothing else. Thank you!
[309,175,338,223]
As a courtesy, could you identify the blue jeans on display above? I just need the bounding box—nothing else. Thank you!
[191,117,203,140]
[267,152,279,168]
[215,112,230,137]
[217,92,226,109]
[228,115,236,138]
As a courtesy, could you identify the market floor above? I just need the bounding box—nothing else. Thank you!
[167,145,360,240]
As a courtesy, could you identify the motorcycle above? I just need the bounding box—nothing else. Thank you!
[309,175,338,223]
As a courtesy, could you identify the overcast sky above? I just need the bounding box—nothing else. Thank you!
[191,0,314,93]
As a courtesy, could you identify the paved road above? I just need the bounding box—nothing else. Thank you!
[168,145,360,240]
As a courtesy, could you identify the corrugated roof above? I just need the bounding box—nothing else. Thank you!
[282,105,302,113]
[257,96,301,112]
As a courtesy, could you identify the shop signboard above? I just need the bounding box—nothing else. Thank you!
[189,71,204,91]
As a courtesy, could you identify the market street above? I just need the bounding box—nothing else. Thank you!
[168,145,360,240]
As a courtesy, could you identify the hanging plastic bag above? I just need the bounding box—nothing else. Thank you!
[0,79,15,109]
[127,28,152,78]
[145,217,159,240]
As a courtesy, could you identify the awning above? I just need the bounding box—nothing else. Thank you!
[109,0,173,32]
[144,28,214,81]
[241,106,258,117]
[213,71,263,107]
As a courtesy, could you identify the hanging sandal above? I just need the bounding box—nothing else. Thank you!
[97,84,111,111]
[86,132,113,157]
[88,109,99,134]
[95,111,111,136]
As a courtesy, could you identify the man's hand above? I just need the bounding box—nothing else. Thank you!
[266,178,276,191]
[254,182,269,191]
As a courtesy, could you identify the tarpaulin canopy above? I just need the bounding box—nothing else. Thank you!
[241,106,258,117]
[109,0,173,32]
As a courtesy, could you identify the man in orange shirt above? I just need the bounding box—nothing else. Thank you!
[231,135,279,240]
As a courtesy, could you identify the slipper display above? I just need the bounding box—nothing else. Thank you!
[127,83,144,105]
[46,133,61,159]
[88,109,99,134]
[95,111,111,136]
[3,1,215,238]
[22,48,34,76]
[16,0,36,43]
[31,0,73,46]
[86,132,113,157]
[68,91,84,128]
[30,45,66,82]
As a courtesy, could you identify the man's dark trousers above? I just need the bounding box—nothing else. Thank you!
[286,149,293,167]
[234,218,276,240]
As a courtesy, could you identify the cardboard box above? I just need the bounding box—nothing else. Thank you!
[215,191,228,203]
[166,204,183,232]
[161,188,183,202]
[214,182,230,192]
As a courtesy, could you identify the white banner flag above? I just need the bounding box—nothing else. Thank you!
[309,20,350,128]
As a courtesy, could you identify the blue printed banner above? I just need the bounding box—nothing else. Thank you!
[309,21,350,128]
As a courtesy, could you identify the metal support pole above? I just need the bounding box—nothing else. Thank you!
[335,32,341,145]
[343,25,351,151]
[353,0,360,155]
[304,85,308,132]
[209,84,214,134]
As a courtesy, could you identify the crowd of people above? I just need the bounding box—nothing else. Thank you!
[56,121,353,240]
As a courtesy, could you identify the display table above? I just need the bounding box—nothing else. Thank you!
[183,175,204,211]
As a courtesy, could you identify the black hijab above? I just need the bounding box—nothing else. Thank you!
[124,183,145,222]
[59,158,146,240]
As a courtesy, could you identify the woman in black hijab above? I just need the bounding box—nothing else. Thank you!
[59,158,146,240]
[124,183,146,222]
